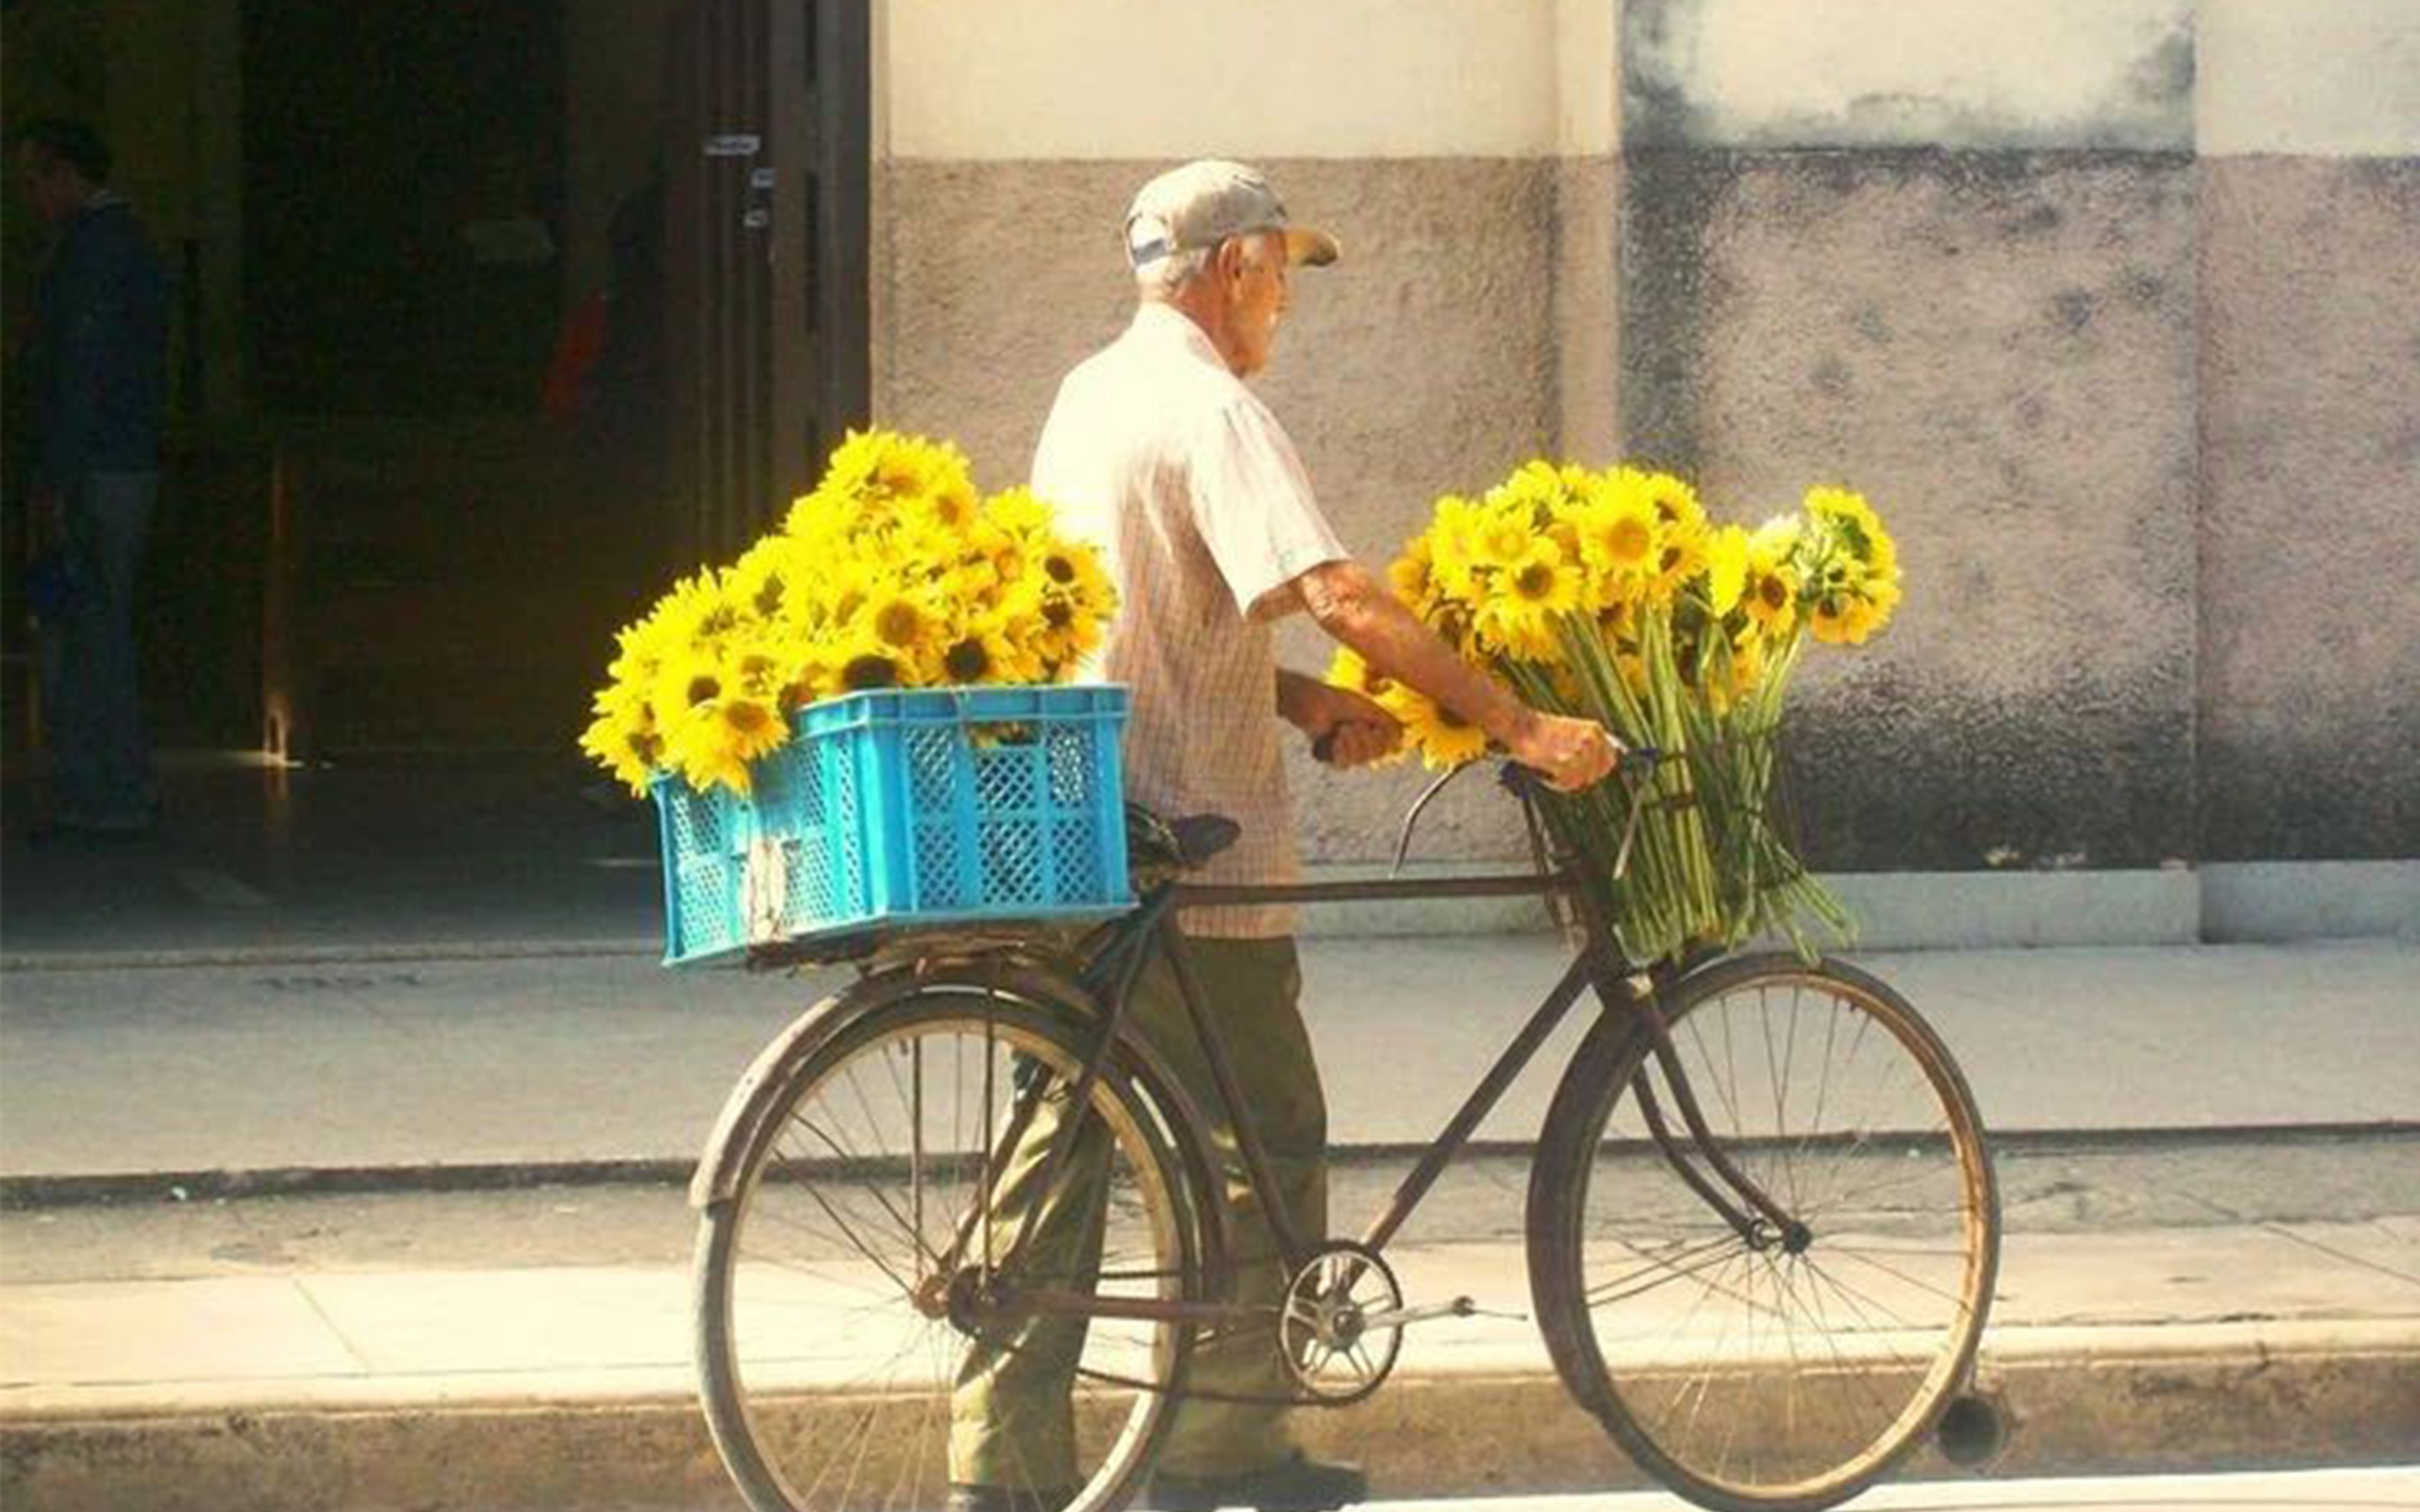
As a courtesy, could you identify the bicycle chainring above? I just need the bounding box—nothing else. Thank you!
[1278,1242,1405,1405]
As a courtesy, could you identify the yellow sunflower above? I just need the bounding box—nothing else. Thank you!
[1805,485,1898,581]
[1743,526,1801,637]
[1325,646,1398,702]
[1387,533,1440,613]
[1623,467,1707,536]
[1380,684,1490,770]
[1469,495,1539,572]
[1568,488,1660,606]
[1703,524,1750,617]
[830,632,911,693]
[1476,539,1580,662]
[579,686,663,797]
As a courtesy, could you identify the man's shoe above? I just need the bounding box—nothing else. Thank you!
[1149,1453,1367,1512]
[948,1482,1080,1512]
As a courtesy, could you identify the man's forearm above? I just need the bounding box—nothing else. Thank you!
[1301,565,1531,746]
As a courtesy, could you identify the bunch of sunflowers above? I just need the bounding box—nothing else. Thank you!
[1330,461,1901,965]
[582,430,1118,797]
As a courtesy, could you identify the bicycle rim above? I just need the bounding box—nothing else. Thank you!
[1543,955,1998,1511]
[697,991,1200,1512]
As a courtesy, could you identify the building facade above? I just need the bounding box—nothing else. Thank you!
[6,0,2413,939]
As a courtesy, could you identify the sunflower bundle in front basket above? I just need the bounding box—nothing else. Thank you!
[1330,461,1903,967]
[582,430,1129,964]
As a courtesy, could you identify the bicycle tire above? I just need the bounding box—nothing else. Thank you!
[1528,953,2000,1512]
[696,973,1213,1512]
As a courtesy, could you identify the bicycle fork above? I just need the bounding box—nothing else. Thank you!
[1620,971,1811,1255]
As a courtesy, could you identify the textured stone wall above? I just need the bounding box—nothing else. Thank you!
[2198,157,2420,861]
[1601,0,2418,872]
[1618,150,2201,870]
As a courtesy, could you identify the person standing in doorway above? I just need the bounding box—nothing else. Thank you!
[13,117,168,837]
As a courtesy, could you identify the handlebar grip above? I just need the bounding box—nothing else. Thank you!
[1499,744,1662,796]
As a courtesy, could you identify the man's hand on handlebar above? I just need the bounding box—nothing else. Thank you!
[1505,709,1623,793]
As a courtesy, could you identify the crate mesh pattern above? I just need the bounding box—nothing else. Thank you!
[655,686,1131,965]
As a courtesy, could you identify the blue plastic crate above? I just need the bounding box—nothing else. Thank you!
[653,684,1133,966]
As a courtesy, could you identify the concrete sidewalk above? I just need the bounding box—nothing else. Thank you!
[1,936,2414,1188]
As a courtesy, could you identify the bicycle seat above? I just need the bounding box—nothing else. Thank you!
[1126,806,1240,881]
[1167,814,1240,868]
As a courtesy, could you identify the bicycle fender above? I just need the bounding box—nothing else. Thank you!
[686,979,864,1211]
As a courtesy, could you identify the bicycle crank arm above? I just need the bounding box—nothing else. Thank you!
[1357,1295,1525,1331]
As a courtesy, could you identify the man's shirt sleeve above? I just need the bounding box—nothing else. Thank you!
[1188,392,1349,621]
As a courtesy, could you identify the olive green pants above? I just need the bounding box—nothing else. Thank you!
[951,934,1327,1489]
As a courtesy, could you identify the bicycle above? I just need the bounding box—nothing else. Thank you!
[688,758,2001,1512]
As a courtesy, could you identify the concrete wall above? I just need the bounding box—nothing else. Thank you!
[1603,0,2419,876]
[2196,3,2420,863]
[873,0,2420,917]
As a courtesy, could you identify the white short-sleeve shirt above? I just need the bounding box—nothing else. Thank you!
[1034,303,1349,937]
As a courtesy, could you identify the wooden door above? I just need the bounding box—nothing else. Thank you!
[664,0,868,564]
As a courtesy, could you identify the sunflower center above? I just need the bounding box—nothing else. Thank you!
[686,674,722,705]
[725,700,775,734]
[1607,519,1651,564]
[1042,599,1075,629]
[944,637,991,683]
[1513,561,1558,603]
[841,652,900,690]
[1044,554,1077,585]
[874,600,925,647]
[1759,575,1789,610]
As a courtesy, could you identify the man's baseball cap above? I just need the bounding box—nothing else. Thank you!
[1124,159,1341,271]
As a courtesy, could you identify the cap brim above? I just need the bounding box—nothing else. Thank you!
[1284,226,1341,268]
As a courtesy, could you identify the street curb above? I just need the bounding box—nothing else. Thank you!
[6,1333,2415,1511]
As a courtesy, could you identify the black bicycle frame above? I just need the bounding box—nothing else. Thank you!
[989,817,1806,1327]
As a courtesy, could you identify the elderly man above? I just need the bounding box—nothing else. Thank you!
[950,160,1618,1512]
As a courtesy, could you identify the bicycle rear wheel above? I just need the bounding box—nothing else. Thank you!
[697,976,1207,1512]
[1530,953,1999,1512]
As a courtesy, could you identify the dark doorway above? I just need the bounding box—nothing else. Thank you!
[243,1,567,417]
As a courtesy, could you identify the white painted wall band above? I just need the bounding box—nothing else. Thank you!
[2199,0,2420,156]
[886,0,1563,159]
[884,1,2420,161]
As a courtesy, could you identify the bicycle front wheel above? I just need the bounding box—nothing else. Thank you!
[1530,953,1999,1512]
[697,977,1208,1512]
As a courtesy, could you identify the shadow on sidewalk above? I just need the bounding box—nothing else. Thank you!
[1,749,664,962]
